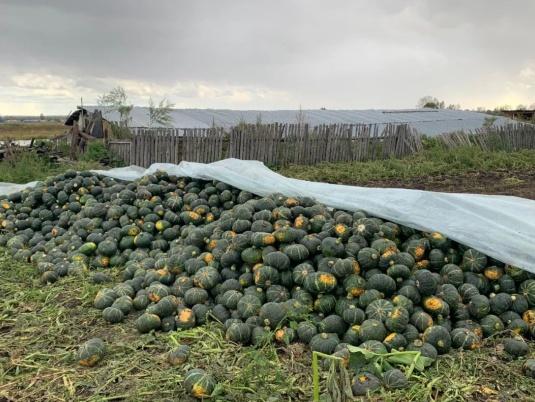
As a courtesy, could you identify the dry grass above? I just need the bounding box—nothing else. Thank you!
[0,122,66,140]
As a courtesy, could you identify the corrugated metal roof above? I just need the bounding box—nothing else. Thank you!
[86,106,514,136]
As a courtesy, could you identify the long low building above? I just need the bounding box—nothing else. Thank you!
[82,106,514,136]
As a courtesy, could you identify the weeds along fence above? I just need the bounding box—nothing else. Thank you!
[107,123,422,167]
[438,123,535,151]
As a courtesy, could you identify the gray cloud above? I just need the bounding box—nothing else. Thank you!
[0,0,534,114]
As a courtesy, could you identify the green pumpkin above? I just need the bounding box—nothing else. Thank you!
[343,274,366,298]
[489,293,513,315]
[184,368,217,399]
[468,295,490,319]
[259,302,287,329]
[342,305,365,325]
[519,279,535,306]
[274,327,296,344]
[383,332,408,351]
[79,242,97,256]
[283,244,309,262]
[309,332,340,354]
[263,251,291,271]
[351,372,381,396]
[385,306,410,333]
[462,249,487,273]
[383,368,409,389]
[226,322,252,344]
[318,315,347,337]
[321,237,346,257]
[406,340,437,364]
[503,338,529,358]
[440,264,464,287]
[314,294,337,314]
[193,266,221,289]
[357,247,379,270]
[303,272,337,294]
[480,314,504,337]
[522,359,535,379]
[366,273,396,296]
[111,296,133,315]
[410,310,434,332]
[358,319,387,342]
[167,345,190,366]
[78,338,106,367]
[414,270,438,297]
[93,288,118,310]
[136,313,161,333]
[450,328,480,350]
[422,325,451,354]
[365,299,394,322]
[297,321,318,343]
[422,296,450,317]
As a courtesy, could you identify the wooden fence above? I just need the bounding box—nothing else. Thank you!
[439,123,535,151]
[107,123,422,167]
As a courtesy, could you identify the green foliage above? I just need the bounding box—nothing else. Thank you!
[148,97,175,128]
[77,141,124,167]
[98,86,133,127]
[0,151,101,184]
[278,146,535,184]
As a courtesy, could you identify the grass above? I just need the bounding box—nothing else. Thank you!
[0,122,66,140]
[0,252,534,401]
[0,151,102,184]
[277,144,535,184]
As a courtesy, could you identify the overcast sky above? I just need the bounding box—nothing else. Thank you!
[1,0,534,115]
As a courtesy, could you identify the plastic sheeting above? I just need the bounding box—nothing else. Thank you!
[1,159,535,272]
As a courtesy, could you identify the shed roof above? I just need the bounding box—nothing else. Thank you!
[85,106,514,136]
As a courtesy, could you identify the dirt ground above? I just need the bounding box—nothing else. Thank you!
[356,169,535,199]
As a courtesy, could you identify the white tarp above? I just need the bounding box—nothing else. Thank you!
[1,158,534,272]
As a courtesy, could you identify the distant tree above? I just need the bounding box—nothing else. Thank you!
[494,104,512,112]
[529,102,535,110]
[516,104,527,110]
[417,96,445,109]
[0,115,4,123]
[147,97,174,128]
[476,106,487,112]
[98,86,133,127]
[446,104,461,110]
[39,113,45,120]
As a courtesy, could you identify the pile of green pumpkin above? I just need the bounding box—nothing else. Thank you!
[1,169,534,397]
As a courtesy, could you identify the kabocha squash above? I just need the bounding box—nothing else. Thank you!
[503,338,529,358]
[102,306,124,323]
[226,322,252,344]
[167,345,190,366]
[351,372,381,396]
[2,170,535,378]
[423,325,451,354]
[297,321,318,343]
[136,313,161,333]
[184,368,217,399]
[383,368,409,389]
[365,299,394,322]
[451,328,480,350]
[78,338,106,367]
[309,332,340,354]
[523,359,535,378]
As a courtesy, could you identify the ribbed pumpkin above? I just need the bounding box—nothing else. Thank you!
[78,338,106,367]
[184,368,217,399]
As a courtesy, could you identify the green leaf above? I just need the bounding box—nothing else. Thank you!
[348,351,369,373]
[346,345,380,359]
[386,353,418,366]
